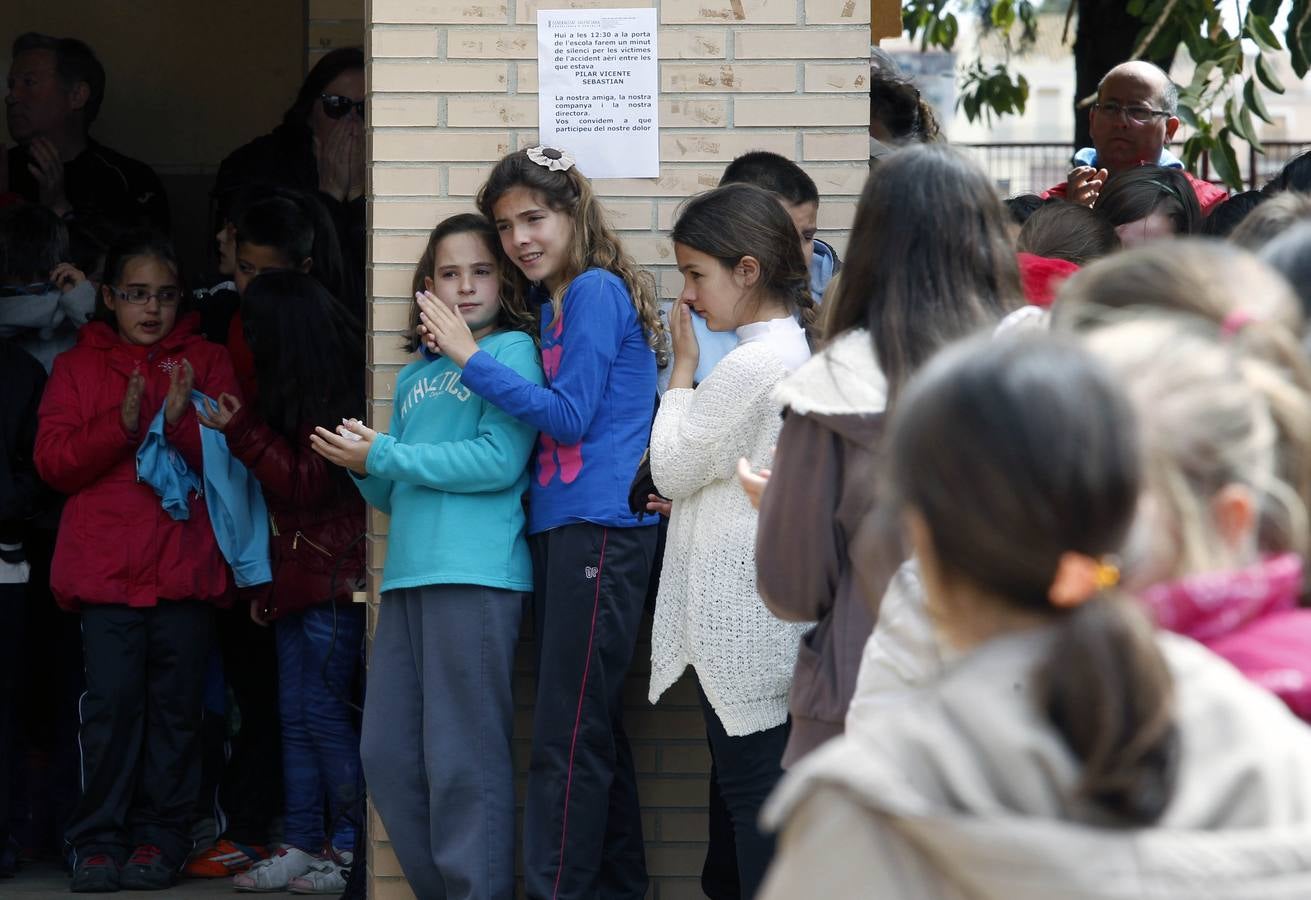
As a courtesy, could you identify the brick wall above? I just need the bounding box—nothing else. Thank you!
[364,0,870,896]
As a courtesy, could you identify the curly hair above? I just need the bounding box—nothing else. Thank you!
[477,150,669,366]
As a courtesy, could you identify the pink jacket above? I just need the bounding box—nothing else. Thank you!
[1143,554,1311,721]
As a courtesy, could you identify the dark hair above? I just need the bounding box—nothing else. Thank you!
[404,213,535,352]
[1202,190,1270,237]
[284,47,364,130]
[869,68,940,144]
[1263,149,1311,195]
[235,187,347,304]
[824,144,1023,398]
[0,203,69,282]
[671,184,817,336]
[12,33,106,126]
[96,231,187,325]
[1005,194,1047,226]
[242,270,364,441]
[476,149,667,365]
[1096,166,1202,236]
[1260,220,1311,322]
[1229,191,1311,250]
[889,334,1177,824]
[1018,201,1120,265]
[718,151,819,207]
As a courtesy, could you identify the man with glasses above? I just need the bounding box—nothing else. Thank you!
[1,33,170,251]
[1043,61,1228,215]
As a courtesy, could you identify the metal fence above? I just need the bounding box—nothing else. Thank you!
[957,141,1311,196]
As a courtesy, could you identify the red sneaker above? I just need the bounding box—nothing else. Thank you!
[183,839,269,878]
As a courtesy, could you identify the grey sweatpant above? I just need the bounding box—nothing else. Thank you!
[361,584,524,900]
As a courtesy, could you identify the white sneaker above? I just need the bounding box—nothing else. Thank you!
[233,845,318,892]
[288,851,353,895]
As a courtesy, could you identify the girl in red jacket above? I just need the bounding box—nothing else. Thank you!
[198,271,366,893]
[34,233,240,893]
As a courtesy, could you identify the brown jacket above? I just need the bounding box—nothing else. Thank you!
[756,329,903,765]
[760,632,1311,899]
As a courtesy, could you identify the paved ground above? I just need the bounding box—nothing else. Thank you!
[7,861,235,897]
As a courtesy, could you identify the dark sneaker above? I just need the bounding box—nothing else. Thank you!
[120,844,177,891]
[70,853,121,893]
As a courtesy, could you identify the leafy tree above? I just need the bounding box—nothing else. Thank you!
[901,0,1308,188]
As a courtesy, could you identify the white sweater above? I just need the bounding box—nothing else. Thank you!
[648,327,813,736]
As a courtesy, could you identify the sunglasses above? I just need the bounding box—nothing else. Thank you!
[320,93,365,120]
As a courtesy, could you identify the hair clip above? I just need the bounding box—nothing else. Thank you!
[527,146,576,173]
[1221,309,1254,337]
[1049,552,1120,608]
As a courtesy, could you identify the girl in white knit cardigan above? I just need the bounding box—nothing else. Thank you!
[649,183,817,895]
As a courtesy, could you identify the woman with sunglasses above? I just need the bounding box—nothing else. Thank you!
[211,47,365,322]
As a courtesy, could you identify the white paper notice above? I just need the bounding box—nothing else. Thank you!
[537,8,659,179]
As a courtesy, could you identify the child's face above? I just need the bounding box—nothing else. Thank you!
[235,242,306,296]
[102,256,181,347]
[783,200,818,270]
[492,186,574,293]
[674,243,750,332]
[424,232,502,340]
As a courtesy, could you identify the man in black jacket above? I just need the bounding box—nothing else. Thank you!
[3,32,169,263]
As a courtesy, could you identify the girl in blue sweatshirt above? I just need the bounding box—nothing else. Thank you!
[417,147,669,900]
[311,213,543,900]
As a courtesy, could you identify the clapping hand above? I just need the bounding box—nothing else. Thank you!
[198,393,243,432]
[163,360,195,426]
[121,369,145,434]
[1066,165,1109,208]
[310,418,378,475]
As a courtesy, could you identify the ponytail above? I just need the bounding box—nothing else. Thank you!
[1040,593,1179,824]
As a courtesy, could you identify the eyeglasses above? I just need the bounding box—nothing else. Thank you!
[1092,101,1171,125]
[320,93,365,120]
[112,286,182,306]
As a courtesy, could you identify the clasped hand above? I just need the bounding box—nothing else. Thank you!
[414,291,479,367]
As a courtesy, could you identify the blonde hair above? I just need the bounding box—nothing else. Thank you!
[1053,240,1311,540]
[1084,316,1311,580]
[477,150,669,366]
[1230,191,1311,250]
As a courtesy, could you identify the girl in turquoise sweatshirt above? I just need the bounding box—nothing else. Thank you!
[312,213,543,899]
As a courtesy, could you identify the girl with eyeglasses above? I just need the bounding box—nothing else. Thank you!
[34,232,243,893]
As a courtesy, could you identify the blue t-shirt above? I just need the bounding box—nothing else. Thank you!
[352,329,544,592]
[461,268,658,534]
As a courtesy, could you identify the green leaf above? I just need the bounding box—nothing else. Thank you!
[1256,53,1287,93]
[1246,13,1283,52]
[1288,1,1311,77]
[1244,77,1275,125]
[1223,97,1241,135]
[1210,131,1243,190]
[990,0,1015,31]
[1190,59,1217,89]
[941,13,959,50]
[1177,103,1198,129]
[1239,103,1266,153]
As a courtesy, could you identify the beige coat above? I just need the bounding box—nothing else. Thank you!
[760,631,1311,899]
